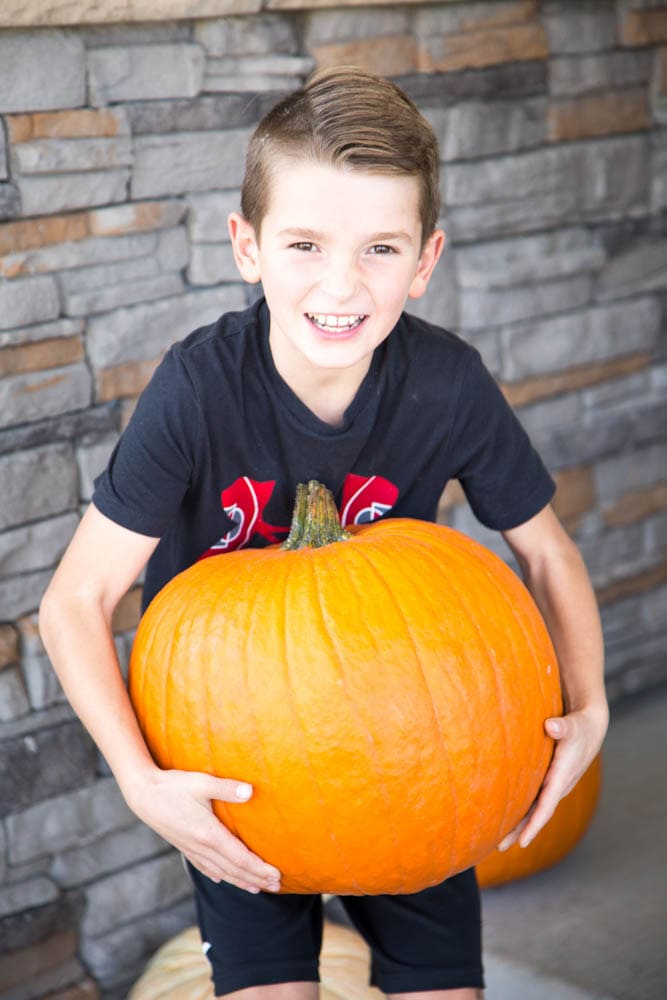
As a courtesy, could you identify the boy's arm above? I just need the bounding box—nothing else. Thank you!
[39,504,281,893]
[498,503,609,850]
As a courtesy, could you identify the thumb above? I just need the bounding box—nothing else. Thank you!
[196,774,254,803]
[545,716,569,739]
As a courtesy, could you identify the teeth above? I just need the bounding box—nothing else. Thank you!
[307,313,364,329]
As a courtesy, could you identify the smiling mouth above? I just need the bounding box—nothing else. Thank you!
[305,312,366,333]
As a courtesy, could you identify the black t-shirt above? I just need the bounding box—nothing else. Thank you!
[93,298,555,610]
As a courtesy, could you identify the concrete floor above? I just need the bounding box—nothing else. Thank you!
[481,683,667,1000]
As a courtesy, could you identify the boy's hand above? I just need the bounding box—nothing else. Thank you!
[125,768,282,894]
[497,702,608,853]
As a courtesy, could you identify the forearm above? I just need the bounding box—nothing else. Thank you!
[520,538,607,723]
[39,587,158,806]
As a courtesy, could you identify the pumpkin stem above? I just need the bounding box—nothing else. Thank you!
[281,481,352,550]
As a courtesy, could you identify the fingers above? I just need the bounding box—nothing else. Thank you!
[132,768,282,894]
[188,820,282,893]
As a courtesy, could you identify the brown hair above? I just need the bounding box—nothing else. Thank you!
[240,66,441,247]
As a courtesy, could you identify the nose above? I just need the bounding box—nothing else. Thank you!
[319,253,359,301]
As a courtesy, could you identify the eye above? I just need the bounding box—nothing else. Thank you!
[368,244,397,255]
[290,242,318,253]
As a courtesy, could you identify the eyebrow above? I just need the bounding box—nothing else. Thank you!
[277,227,415,245]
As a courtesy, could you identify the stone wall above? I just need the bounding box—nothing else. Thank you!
[0,1,666,997]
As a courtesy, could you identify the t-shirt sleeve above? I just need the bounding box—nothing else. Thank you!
[451,348,555,531]
[92,348,203,538]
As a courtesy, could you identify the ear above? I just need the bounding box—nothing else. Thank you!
[228,212,262,284]
[407,228,446,299]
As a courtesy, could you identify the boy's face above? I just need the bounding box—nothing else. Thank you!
[229,159,444,385]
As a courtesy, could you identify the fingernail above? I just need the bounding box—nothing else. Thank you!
[236,783,252,800]
[498,839,510,852]
[247,886,260,894]
[267,883,281,893]
[520,836,532,849]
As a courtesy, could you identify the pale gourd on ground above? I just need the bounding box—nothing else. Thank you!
[128,919,382,1000]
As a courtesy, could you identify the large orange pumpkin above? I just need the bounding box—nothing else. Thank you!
[476,753,602,888]
[129,481,561,895]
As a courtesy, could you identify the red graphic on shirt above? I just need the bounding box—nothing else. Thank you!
[203,477,288,556]
[201,473,399,557]
[339,473,399,526]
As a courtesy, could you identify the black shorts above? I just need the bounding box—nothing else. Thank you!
[187,862,484,997]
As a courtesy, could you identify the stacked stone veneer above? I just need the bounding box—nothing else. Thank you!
[1,1,666,996]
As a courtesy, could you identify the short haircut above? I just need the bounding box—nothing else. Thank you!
[241,66,441,247]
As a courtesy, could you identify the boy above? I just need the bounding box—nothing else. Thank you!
[40,67,608,1000]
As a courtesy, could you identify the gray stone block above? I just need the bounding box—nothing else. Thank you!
[6,777,133,864]
[203,70,309,93]
[0,877,59,919]
[205,53,314,80]
[428,98,547,162]
[157,227,190,272]
[594,441,667,503]
[501,297,661,380]
[188,243,239,285]
[399,62,548,108]
[456,227,606,289]
[597,240,667,301]
[0,30,85,112]
[0,405,118,459]
[0,318,84,350]
[187,190,239,241]
[60,256,159,295]
[16,169,130,217]
[196,13,299,54]
[87,286,246,368]
[541,397,667,470]
[0,887,83,958]
[51,822,167,889]
[517,391,581,440]
[81,852,191,938]
[8,232,158,278]
[579,521,656,590]
[0,182,21,220]
[63,273,184,317]
[124,93,270,135]
[445,138,650,239]
[651,133,667,212]
[542,1,616,53]
[76,437,117,502]
[0,363,93,431]
[0,513,78,578]
[80,896,195,990]
[0,276,60,331]
[79,22,192,47]
[549,51,652,97]
[306,7,410,43]
[0,124,7,180]
[461,274,592,331]
[21,651,66,712]
[10,137,133,176]
[0,668,30,723]
[646,509,667,550]
[88,44,205,104]
[581,370,648,407]
[640,583,667,631]
[132,129,251,199]
[0,444,77,532]
[0,824,6,883]
[0,569,53,622]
